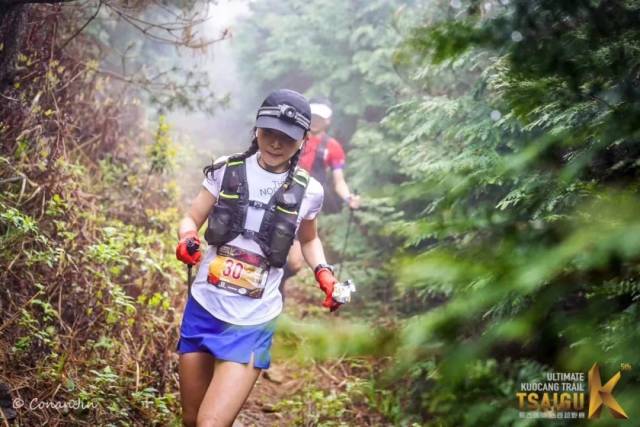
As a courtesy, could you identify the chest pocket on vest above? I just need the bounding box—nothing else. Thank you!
[204,160,247,247]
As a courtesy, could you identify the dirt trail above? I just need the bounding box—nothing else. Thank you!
[235,278,389,426]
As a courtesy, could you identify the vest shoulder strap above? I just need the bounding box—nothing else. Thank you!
[310,134,330,183]
[219,157,247,198]
[273,168,309,216]
[291,167,310,189]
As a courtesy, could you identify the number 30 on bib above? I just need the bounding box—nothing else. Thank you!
[207,245,269,298]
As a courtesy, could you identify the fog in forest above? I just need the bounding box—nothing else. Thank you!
[158,0,269,202]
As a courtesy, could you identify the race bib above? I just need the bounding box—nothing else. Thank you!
[207,245,269,298]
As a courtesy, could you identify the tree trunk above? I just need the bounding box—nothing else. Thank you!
[0,4,28,91]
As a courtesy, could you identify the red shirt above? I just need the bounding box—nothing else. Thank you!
[298,133,346,178]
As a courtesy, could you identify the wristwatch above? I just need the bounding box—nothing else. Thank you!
[314,263,334,275]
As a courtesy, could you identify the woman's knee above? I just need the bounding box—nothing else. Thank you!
[179,352,215,427]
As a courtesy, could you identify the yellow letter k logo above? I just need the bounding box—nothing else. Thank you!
[588,363,628,419]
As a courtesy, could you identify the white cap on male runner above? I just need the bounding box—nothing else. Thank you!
[310,102,333,119]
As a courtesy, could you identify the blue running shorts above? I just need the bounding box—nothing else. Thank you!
[176,295,277,369]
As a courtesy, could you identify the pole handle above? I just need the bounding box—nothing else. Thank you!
[186,239,198,255]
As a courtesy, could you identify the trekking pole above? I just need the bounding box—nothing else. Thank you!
[336,191,357,280]
[186,239,199,295]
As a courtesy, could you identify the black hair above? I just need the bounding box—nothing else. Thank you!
[202,127,305,188]
[283,145,302,189]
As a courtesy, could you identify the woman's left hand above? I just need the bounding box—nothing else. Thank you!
[314,266,341,312]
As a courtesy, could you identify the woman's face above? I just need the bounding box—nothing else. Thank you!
[256,127,305,172]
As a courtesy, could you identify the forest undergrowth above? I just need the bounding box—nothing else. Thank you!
[238,274,392,427]
[0,4,189,425]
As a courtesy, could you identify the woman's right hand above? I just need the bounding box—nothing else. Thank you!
[176,230,201,265]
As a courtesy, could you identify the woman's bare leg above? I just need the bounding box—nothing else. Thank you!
[179,352,216,427]
[196,356,261,427]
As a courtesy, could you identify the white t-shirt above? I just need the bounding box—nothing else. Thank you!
[191,152,324,325]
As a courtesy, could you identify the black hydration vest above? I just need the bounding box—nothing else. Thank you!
[204,157,310,268]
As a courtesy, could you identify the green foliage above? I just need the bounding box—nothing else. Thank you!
[0,204,39,235]
[0,4,193,425]
[274,385,354,426]
[148,115,177,174]
[383,0,640,424]
[236,0,412,138]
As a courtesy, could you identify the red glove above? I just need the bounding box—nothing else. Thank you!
[176,230,201,266]
[314,265,341,312]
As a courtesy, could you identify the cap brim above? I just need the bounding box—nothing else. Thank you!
[256,116,305,141]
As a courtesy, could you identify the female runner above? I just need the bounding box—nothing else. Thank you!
[175,89,341,427]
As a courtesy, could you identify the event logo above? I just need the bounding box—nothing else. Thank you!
[516,362,629,420]
[587,363,628,419]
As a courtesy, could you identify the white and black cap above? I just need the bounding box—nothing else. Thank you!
[256,89,311,141]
